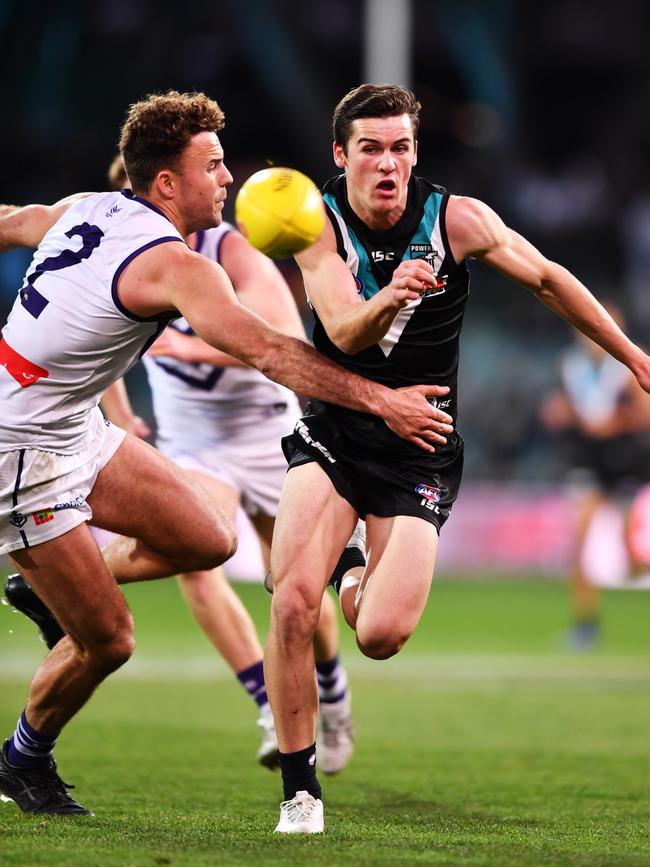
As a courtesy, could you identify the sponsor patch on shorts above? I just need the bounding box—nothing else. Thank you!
[415,484,441,502]
[54,495,87,512]
[32,510,54,526]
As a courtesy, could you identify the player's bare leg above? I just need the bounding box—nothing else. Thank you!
[9,524,135,735]
[176,473,263,669]
[567,490,603,650]
[266,464,355,751]
[339,564,366,630]
[89,437,237,582]
[180,565,265,668]
[0,522,136,815]
[253,505,355,774]
[346,515,439,660]
[171,473,280,765]
[0,436,238,814]
[265,463,356,829]
[312,592,338,662]
[179,565,278,767]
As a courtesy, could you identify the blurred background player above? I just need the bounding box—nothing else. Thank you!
[5,155,363,775]
[540,301,650,649]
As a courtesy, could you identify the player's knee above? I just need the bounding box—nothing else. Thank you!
[356,624,411,660]
[273,582,320,642]
[84,612,136,674]
[187,523,237,571]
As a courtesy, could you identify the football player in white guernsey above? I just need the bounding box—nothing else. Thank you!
[265,84,650,834]
[5,155,359,774]
[0,90,455,816]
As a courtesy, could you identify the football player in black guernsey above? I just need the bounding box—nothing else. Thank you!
[265,83,650,833]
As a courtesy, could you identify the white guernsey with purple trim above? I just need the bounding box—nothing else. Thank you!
[142,223,297,453]
[0,190,183,454]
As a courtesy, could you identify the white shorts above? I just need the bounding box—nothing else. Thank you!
[163,403,298,518]
[0,408,126,555]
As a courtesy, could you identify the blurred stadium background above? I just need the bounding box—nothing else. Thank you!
[4,0,650,573]
[1,2,650,863]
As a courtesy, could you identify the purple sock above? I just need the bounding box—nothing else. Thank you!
[6,710,58,768]
[236,660,268,709]
[316,655,348,704]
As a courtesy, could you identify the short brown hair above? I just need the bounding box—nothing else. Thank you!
[119,90,225,194]
[333,84,421,151]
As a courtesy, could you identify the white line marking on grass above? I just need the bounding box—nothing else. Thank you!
[1,653,648,691]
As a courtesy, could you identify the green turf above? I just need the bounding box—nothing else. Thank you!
[1,575,649,866]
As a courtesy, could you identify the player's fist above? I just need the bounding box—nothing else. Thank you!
[383,259,437,309]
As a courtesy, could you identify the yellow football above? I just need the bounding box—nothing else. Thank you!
[234,167,325,259]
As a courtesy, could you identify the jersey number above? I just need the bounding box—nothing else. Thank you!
[20,222,104,319]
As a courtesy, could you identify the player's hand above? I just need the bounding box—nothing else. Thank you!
[381,259,438,310]
[382,384,454,452]
[147,327,194,361]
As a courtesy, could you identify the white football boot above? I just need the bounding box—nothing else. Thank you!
[318,693,354,775]
[274,790,324,833]
[256,705,280,770]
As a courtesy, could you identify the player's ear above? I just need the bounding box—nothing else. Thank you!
[156,169,175,199]
[333,141,346,169]
[413,139,418,167]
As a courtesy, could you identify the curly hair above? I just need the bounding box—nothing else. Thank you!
[119,90,225,194]
[333,84,421,151]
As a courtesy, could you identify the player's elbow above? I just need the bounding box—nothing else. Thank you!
[331,336,361,355]
[328,325,368,355]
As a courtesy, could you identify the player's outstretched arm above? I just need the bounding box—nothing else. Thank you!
[446,195,650,393]
[295,219,435,355]
[0,193,93,251]
[148,228,307,367]
[138,244,454,452]
[147,326,247,366]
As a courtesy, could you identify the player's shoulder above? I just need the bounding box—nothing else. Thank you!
[47,191,116,226]
[56,190,168,229]
[445,195,502,252]
[414,176,448,197]
[321,174,345,214]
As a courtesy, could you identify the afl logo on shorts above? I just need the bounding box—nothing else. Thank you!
[415,484,441,502]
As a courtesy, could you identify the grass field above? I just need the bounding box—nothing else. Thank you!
[1,574,649,866]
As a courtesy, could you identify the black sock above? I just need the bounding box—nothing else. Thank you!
[329,546,366,594]
[279,743,321,800]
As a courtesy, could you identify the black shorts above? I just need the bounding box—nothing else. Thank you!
[563,432,650,491]
[281,404,464,532]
